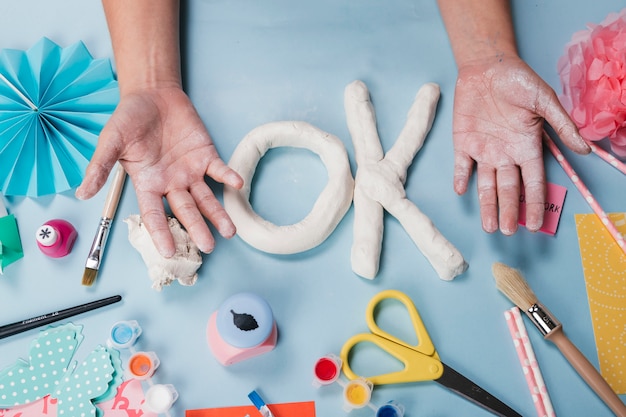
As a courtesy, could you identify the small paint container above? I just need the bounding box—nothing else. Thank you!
[128,351,160,380]
[207,292,278,366]
[376,401,405,417]
[143,383,178,414]
[108,320,142,349]
[313,354,342,387]
[342,378,373,412]
[35,219,77,258]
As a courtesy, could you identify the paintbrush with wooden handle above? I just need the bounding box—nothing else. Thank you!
[492,262,626,417]
[82,163,126,286]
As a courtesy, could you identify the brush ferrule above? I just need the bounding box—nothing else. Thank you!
[526,302,561,336]
[85,218,112,270]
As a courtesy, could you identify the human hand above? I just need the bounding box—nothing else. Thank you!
[76,86,244,257]
[451,55,590,235]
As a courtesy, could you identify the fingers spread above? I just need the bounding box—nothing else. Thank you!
[76,148,122,200]
[453,152,474,195]
[206,157,244,190]
[167,188,216,254]
[76,160,115,200]
[190,182,237,239]
[495,165,521,235]
[539,90,591,155]
[476,164,498,233]
[76,117,125,200]
[520,157,546,232]
[136,192,176,258]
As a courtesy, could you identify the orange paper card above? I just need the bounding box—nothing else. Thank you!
[186,401,316,417]
[575,212,626,394]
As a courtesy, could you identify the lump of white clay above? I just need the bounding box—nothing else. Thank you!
[224,121,354,255]
[345,80,468,281]
[125,214,202,291]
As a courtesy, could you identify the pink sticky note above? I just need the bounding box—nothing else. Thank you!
[518,182,567,235]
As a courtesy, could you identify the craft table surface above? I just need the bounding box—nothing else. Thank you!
[1,1,625,416]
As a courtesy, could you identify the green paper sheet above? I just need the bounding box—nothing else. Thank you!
[0,213,23,273]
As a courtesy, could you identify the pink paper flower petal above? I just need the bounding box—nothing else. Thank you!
[559,7,626,156]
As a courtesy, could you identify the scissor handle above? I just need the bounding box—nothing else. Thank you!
[340,332,443,385]
[367,289,436,357]
[339,289,443,385]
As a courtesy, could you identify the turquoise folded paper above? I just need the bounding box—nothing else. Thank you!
[0,37,119,196]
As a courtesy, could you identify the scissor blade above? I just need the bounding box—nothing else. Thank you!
[436,363,523,417]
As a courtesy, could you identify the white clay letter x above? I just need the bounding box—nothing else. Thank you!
[344,80,468,281]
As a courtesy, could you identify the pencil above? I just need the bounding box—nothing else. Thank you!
[0,295,122,339]
[82,163,126,286]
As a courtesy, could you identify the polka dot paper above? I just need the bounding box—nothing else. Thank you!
[0,323,123,416]
[0,324,84,407]
[575,212,626,394]
[53,346,119,417]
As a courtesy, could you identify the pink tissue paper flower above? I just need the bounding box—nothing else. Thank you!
[558,8,626,157]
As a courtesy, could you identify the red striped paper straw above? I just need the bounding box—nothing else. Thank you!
[505,308,555,417]
[543,131,626,257]
[588,143,626,176]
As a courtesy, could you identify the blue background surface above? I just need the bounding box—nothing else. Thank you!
[1,1,625,416]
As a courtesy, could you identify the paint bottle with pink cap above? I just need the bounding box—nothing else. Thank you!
[35,219,77,258]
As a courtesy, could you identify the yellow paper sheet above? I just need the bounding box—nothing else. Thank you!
[575,212,626,394]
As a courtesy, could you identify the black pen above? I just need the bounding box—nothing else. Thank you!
[0,295,122,340]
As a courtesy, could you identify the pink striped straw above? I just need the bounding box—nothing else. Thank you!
[543,131,626,257]
[504,308,555,417]
[511,307,556,417]
[588,143,626,176]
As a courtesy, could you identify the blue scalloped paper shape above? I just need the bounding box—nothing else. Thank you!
[0,323,123,417]
[0,37,119,197]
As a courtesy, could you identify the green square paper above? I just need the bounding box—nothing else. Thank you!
[0,214,24,272]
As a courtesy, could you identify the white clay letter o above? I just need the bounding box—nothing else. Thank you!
[223,121,354,254]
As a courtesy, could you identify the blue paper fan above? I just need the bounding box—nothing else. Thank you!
[0,37,119,197]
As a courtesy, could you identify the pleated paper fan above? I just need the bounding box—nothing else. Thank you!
[0,37,119,197]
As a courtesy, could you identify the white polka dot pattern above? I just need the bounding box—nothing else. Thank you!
[0,324,83,407]
[53,346,116,417]
[0,323,123,415]
[575,212,626,394]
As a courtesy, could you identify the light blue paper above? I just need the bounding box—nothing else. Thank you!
[0,37,119,197]
[0,323,124,415]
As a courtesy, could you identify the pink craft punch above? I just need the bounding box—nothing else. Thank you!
[35,219,77,258]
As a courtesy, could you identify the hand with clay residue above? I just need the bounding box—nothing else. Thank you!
[76,86,243,257]
[451,55,590,235]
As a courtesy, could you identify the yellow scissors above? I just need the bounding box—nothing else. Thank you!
[340,289,522,417]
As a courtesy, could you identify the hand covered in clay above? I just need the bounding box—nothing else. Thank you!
[76,86,244,257]
[451,55,590,235]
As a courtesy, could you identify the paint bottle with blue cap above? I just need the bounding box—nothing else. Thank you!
[375,400,405,417]
[207,292,278,366]
[108,320,142,349]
